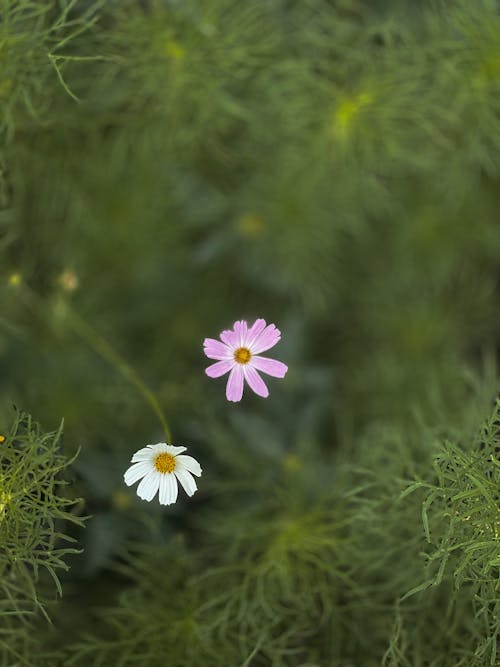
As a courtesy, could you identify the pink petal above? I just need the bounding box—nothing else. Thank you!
[220,328,239,348]
[251,356,288,378]
[226,365,244,402]
[221,320,249,347]
[251,323,281,354]
[246,318,267,347]
[205,360,233,378]
[244,366,269,398]
[234,320,248,346]
[203,338,232,360]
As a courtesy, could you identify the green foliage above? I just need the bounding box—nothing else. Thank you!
[69,541,207,667]
[0,410,83,666]
[1,0,500,664]
[388,401,500,666]
[66,396,500,667]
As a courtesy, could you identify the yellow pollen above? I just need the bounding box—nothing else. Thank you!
[154,452,176,474]
[234,347,251,364]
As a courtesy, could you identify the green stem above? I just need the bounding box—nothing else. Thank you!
[17,286,172,443]
[64,306,173,443]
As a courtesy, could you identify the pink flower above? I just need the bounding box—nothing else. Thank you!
[204,319,288,402]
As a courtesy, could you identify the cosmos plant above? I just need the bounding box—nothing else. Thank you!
[203,319,288,402]
[124,318,287,505]
[124,443,202,505]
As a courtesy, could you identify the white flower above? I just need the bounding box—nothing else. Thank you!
[123,443,202,505]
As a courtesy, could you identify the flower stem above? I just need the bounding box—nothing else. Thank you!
[65,306,172,443]
[17,285,172,443]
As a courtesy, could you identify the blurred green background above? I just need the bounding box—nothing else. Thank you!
[1,0,500,665]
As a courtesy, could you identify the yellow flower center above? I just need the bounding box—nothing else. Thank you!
[234,347,252,364]
[154,452,176,474]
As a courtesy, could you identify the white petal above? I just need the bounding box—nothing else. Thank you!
[147,443,169,455]
[124,461,151,486]
[168,474,179,504]
[165,444,187,455]
[137,470,161,502]
[159,473,178,505]
[176,455,202,477]
[131,446,155,463]
[174,468,198,497]
[132,442,186,462]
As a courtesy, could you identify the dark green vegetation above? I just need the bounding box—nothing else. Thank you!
[1,0,500,664]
